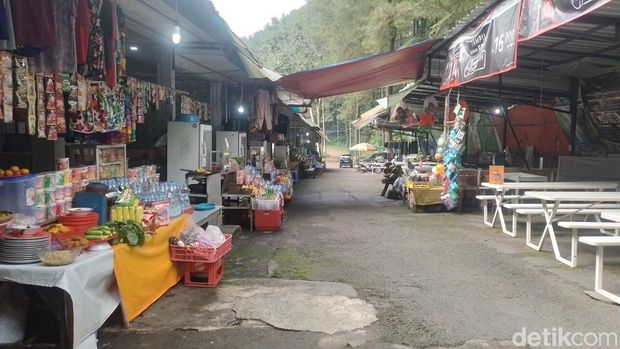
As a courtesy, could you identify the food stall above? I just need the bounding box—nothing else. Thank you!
[0,1,234,348]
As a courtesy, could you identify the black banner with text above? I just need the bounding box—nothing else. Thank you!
[519,0,612,41]
[440,0,521,91]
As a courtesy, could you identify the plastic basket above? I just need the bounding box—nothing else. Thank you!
[170,234,232,263]
[410,185,443,206]
[252,199,281,210]
[183,258,224,288]
[254,209,283,232]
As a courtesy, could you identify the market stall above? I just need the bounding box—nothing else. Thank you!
[0,1,247,347]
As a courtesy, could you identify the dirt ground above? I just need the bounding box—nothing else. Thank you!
[99,157,620,349]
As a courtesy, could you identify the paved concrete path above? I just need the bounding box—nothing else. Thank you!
[100,159,620,349]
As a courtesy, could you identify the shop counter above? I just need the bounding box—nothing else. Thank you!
[0,250,119,349]
[113,214,190,322]
[191,205,223,227]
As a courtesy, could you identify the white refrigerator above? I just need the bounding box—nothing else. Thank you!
[216,131,247,161]
[167,122,212,184]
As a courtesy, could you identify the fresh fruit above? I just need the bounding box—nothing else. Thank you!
[20,168,30,175]
[0,169,4,177]
[4,170,13,177]
[9,166,19,172]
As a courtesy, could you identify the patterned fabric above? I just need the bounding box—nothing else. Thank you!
[84,0,105,81]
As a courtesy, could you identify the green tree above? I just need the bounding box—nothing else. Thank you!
[245,0,484,148]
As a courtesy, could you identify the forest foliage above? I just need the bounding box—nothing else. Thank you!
[245,0,483,146]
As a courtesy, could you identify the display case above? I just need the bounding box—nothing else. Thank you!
[66,144,127,180]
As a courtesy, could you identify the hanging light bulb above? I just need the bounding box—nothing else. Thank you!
[237,81,244,114]
[172,0,181,44]
[172,24,181,44]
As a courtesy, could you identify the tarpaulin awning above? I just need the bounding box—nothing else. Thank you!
[376,82,419,109]
[276,39,439,99]
[352,105,388,130]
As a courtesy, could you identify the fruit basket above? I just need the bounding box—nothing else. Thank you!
[170,234,232,263]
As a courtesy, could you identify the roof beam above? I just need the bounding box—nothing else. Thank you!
[519,23,608,59]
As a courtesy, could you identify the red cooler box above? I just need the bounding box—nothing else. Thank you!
[254,209,283,232]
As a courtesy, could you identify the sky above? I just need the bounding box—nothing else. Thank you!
[211,0,306,38]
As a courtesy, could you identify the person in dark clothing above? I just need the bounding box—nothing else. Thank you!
[381,164,403,196]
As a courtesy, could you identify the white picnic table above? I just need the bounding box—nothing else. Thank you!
[523,191,620,267]
[481,182,619,237]
[601,212,620,222]
[504,172,548,182]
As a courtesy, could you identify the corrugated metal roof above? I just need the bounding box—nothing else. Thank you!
[418,0,620,108]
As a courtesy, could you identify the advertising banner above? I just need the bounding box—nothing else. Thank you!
[519,0,612,41]
[440,0,521,91]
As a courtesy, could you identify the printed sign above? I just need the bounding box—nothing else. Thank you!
[440,0,521,91]
[519,0,612,41]
[489,165,505,184]
[583,73,620,150]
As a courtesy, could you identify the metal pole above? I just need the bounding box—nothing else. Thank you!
[569,78,579,155]
[499,75,507,150]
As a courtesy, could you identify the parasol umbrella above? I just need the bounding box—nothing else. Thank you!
[350,143,377,152]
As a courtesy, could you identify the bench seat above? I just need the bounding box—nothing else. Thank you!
[578,236,620,304]
[505,203,620,210]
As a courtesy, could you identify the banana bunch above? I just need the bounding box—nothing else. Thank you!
[85,225,116,241]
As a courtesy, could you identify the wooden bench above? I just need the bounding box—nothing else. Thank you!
[578,236,620,304]
[515,208,620,251]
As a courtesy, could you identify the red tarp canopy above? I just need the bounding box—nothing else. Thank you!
[276,39,439,99]
[492,105,570,156]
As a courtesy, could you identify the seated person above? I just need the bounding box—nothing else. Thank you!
[381,164,403,196]
[404,109,418,127]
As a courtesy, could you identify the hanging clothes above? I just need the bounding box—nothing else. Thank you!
[0,1,8,40]
[75,0,90,65]
[0,1,15,50]
[100,0,117,88]
[85,0,105,81]
[29,0,78,74]
[116,7,126,85]
[10,0,56,48]
[254,89,273,131]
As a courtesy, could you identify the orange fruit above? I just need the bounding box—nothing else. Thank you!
[9,166,19,172]
[0,169,4,177]
[20,168,30,175]
[5,170,13,177]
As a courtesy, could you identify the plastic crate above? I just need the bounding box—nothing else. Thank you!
[170,234,232,263]
[252,199,281,210]
[183,258,224,288]
[254,209,283,232]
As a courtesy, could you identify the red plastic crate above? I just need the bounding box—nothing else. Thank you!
[170,234,232,263]
[254,209,283,232]
[183,258,224,288]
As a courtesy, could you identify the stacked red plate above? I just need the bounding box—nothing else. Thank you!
[59,212,100,235]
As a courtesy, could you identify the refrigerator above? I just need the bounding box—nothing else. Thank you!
[216,131,247,161]
[167,122,212,184]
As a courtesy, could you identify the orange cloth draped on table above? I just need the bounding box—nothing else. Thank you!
[113,214,189,321]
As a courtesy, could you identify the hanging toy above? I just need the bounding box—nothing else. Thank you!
[436,163,445,175]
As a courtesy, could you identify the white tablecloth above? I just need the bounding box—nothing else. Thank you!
[0,250,120,348]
